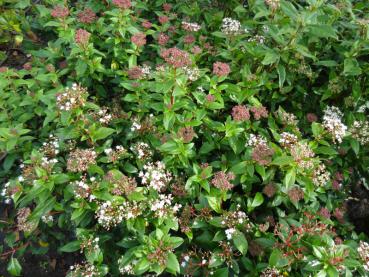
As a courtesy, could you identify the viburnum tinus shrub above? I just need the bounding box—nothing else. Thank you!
[1,0,369,276]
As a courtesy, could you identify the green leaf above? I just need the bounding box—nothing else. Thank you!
[231,161,247,174]
[262,51,279,65]
[163,110,175,130]
[93,127,115,141]
[312,122,323,137]
[135,258,150,275]
[206,196,222,213]
[248,192,264,212]
[272,156,294,166]
[308,25,337,39]
[166,252,180,274]
[123,162,138,173]
[284,168,296,188]
[277,64,286,88]
[344,58,362,76]
[169,237,184,248]
[315,146,338,156]
[233,231,248,255]
[59,240,81,252]
[7,258,22,276]
[213,268,229,277]
[350,139,360,156]
[269,248,289,267]
[209,253,224,268]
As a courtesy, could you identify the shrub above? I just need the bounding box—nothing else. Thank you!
[1,0,369,276]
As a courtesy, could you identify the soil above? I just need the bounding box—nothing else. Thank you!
[0,251,79,277]
[347,178,369,235]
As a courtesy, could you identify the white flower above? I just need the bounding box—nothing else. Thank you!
[225,228,236,240]
[322,106,347,143]
[246,134,267,147]
[221,18,242,35]
[182,21,201,32]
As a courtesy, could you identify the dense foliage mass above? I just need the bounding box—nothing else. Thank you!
[1,0,369,276]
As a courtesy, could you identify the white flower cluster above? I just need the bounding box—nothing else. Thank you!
[96,108,113,125]
[80,237,100,254]
[322,106,347,143]
[41,156,58,169]
[290,142,315,170]
[221,210,249,225]
[95,201,125,230]
[67,148,97,172]
[221,18,242,35]
[131,118,142,132]
[350,120,369,145]
[141,64,151,78]
[358,241,369,271]
[104,145,126,162]
[56,83,88,111]
[183,66,200,81]
[121,201,143,219]
[358,104,368,113]
[41,134,59,156]
[246,134,267,147]
[181,255,190,267]
[260,267,283,277]
[119,264,134,275]
[1,182,11,204]
[248,35,266,44]
[118,257,137,275]
[225,227,236,240]
[151,194,182,218]
[182,21,201,32]
[69,262,99,277]
[73,177,94,201]
[279,132,298,148]
[277,109,298,126]
[130,142,152,159]
[41,214,54,224]
[139,161,172,192]
[312,164,331,187]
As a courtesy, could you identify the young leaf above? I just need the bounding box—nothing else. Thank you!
[7,258,22,276]
[166,252,180,274]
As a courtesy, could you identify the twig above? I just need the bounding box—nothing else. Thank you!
[0,242,30,257]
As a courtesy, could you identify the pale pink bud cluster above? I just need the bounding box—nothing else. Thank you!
[160,48,191,68]
[112,0,131,9]
[51,6,69,18]
[131,32,146,47]
[178,126,196,143]
[231,105,250,121]
[157,33,170,45]
[77,8,97,24]
[213,62,230,77]
[250,106,268,120]
[75,29,91,46]
[211,171,235,191]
